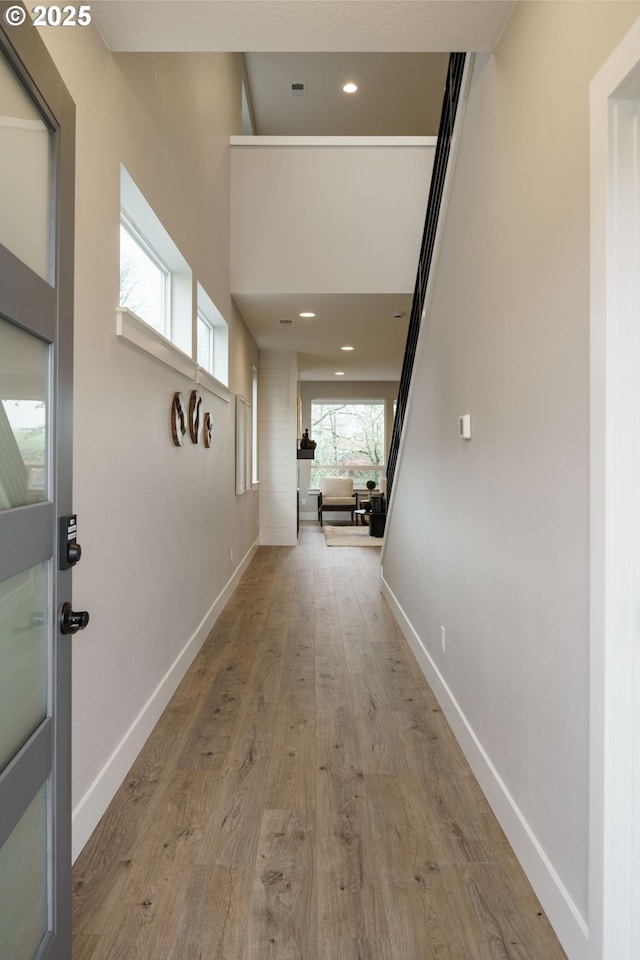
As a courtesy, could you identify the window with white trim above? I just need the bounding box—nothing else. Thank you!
[119,217,169,337]
[197,309,214,372]
[119,166,191,356]
[311,399,385,487]
[196,283,228,387]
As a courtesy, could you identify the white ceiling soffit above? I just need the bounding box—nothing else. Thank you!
[90,1,515,53]
[232,293,412,381]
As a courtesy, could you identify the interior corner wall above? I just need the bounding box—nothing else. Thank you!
[37,26,260,859]
[380,3,640,959]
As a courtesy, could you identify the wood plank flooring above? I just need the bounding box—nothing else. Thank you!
[72,523,567,959]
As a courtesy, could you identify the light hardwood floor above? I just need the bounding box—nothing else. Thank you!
[72,523,567,959]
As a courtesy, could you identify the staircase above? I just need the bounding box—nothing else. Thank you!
[386,52,468,499]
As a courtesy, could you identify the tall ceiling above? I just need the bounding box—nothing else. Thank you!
[91,2,514,54]
[91,1,515,381]
[243,52,449,136]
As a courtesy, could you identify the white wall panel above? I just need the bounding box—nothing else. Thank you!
[258,351,297,545]
[231,137,434,295]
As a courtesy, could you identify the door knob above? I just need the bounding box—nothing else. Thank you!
[60,602,90,635]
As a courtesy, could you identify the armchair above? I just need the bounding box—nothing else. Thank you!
[317,478,358,526]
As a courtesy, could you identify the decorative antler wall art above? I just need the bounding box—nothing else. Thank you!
[203,412,213,448]
[171,390,213,449]
[171,392,187,446]
[189,390,202,443]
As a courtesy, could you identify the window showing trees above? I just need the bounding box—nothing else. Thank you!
[118,166,192,359]
[310,400,385,487]
[119,218,169,336]
[116,167,230,398]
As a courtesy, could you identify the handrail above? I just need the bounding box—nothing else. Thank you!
[386,53,467,499]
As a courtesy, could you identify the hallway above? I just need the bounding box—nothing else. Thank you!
[71,524,567,959]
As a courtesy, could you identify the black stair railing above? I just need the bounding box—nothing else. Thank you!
[386,52,467,500]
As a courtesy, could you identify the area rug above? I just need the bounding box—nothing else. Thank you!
[323,524,383,547]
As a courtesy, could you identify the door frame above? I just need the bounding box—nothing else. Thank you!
[0,7,75,957]
[589,16,640,960]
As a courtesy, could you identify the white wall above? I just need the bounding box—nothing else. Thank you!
[381,3,640,960]
[259,351,298,545]
[231,136,435,294]
[37,26,260,858]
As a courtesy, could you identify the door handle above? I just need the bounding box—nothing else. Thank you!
[60,602,90,635]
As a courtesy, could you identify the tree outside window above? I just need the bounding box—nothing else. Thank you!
[310,401,385,487]
[119,219,169,337]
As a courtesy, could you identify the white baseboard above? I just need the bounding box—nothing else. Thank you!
[71,538,259,863]
[380,570,588,960]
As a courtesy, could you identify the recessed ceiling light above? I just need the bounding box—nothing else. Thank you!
[335,371,345,376]
[299,311,316,318]
[342,82,358,94]
[341,346,354,351]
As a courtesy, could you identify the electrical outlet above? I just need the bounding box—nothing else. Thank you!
[440,625,446,652]
[301,498,306,506]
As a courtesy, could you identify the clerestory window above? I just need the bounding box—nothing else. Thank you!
[119,166,191,357]
[196,284,228,387]
[119,217,170,337]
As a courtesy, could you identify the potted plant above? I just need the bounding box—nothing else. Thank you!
[363,478,376,512]
[297,429,317,459]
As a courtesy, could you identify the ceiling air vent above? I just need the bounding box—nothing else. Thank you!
[278,318,294,326]
[290,82,306,97]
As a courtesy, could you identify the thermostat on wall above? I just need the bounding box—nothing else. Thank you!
[458,414,472,440]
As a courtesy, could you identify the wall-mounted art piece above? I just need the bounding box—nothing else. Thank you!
[235,394,252,494]
[236,395,246,494]
[189,390,202,443]
[245,400,252,492]
[171,391,187,446]
[203,412,213,448]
